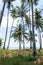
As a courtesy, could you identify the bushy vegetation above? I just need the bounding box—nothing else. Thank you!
[0,50,43,65]
[0,55,43,65]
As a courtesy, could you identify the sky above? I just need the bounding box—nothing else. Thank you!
[0,0,43,49]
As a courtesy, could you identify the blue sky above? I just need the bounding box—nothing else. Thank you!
[0,0,43,49]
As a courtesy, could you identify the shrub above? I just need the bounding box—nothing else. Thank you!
[28,54,37,61]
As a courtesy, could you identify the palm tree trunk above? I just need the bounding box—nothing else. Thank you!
[30,41,33,49]
[29,2,33,49]
[19,41,21,50]
[0,2,6,25]
[7,18,14,49]
[29,25,33,49]
[3,8,9,49]
[38,28,42,49]
[19,39,21,50]
[23,41,25,49]
[31,0,36,57]
[22,17,25,49]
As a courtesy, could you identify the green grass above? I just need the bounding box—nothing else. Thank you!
[0,49,43,65]
[0,55,43,65]
[0,49,33,57]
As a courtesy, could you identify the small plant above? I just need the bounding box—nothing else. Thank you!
[28,54,34,61]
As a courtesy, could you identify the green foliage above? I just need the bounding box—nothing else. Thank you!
[0,50,43,65]
[0,55,43,65]
[0,38,3,47]
[11,23,29,44]
[28,54,35,61]
[36,49,43,57]
[34,0,39,5]
[35,8,43,29]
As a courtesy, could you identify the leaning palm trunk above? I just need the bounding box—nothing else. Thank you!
[0,2,6,25]
[38,28,42,49]
[7,18,14,49]
[3,8,9,49]
[31,0,36,57]
[29,2,33,49]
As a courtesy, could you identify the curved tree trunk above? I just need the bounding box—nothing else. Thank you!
[31,0,36,57]
[3,8,9,49]
[7,18,14,49]
[0,2,6,25]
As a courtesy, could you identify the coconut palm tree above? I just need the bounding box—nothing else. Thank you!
[11,24,28,50]
[7,6,19,49]
[24,0,38,56]
[0,0,6,25]
[0,0,15,25]
[24,0,38,50]
[7,17,14,49]
[35,9,43,49]
[31,0,39,57]
[28,0,32,49]
[3,0,15,49]
[10,1,29,49]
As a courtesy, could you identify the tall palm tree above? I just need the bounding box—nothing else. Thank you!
[25,0,39,56]
[31,0,38,57]
[31,0,36,57]
[25,0,38,50]
[0,0,6,25]
[31,0,39,57]
[7,7,18,49]
[0,0,15,25]
[7,17,14,49]
[11,24,28,49]
[3,0,15,49]
[10,1,29,49]
[28,0,32,49]
[35,9,43,49]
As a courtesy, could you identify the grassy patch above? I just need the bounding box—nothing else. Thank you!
[0,49,43,65]
[0,56,43,65]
